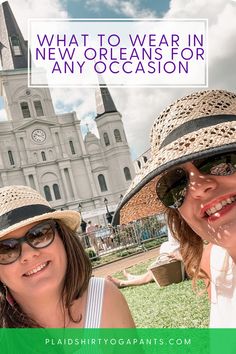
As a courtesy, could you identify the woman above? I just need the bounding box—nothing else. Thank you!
[113,89,236,327]
[0,185,135,328]
[107,228,181,288]
[107,253,182,288]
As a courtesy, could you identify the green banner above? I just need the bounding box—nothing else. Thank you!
[0,328,236,354]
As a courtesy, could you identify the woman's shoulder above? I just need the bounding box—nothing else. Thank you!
[100,279,135,328]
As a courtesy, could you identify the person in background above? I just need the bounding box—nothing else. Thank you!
[107,228,181,288]
[86,221,99,254]
[0,185,135,328]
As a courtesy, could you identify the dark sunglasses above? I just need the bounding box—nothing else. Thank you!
[0,220,57,265]
[156,152,236,209]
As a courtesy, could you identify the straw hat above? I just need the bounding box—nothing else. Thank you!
[113,89,236,225]
[0,185,80,238]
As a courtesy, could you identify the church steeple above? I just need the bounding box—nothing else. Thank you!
[0,1,28,70]
[95,83,118,118]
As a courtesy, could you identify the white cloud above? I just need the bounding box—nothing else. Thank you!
[51,86,96,118]
[84,0,156,18]
[165,0,236,90]
[0,108,7,121]
[50,87,99,140]
[5,0,68,38]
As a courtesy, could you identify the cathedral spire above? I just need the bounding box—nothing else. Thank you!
[95,77,118,118]
[0,1,28,70]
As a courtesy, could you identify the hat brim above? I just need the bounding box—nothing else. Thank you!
[0,209,80,239]
[113,132,236,225]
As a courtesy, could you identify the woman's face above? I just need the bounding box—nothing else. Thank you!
[0,221,67,301]
[179,162,236,249]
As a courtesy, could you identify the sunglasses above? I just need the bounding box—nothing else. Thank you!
[156,152,236,209]
[0,220,57,265]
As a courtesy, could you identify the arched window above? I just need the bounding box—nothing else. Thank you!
[10,35,22,56]
[114,129,122,142]
[8,150,15,165]
[48,150,54,160]
[20,102,31,118]
[98,174,108,192]
[69,140,75,154]
[53,184,61,200]
[143,156,148,163]
[29,174,36,189]
[34,101,44,117]
[41,151,46,161]
[103,132,110,146]
[137,160,141,169]
[124,167,132,181]
[44,185,52,201]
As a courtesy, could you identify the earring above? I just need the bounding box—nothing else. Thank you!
[3,284,15,307]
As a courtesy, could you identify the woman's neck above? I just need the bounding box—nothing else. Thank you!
[11,290,69,327]
[11,289,86,328]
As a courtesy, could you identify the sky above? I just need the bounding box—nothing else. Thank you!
[0,0,236,159]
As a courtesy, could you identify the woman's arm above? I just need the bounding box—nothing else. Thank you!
[100,279,135,328]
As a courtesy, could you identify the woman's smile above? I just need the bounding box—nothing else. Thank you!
[178,162,236,246]
[200,193,236,221]
[23,261,51,277]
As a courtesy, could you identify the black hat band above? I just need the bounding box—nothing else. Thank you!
[160,114,236,149]
[0,204,55,231]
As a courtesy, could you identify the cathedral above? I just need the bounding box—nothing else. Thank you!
[0,1,134,225]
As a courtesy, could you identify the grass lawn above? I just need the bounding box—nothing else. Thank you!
[113,258,210,328]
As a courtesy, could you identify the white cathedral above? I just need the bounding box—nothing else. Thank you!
[0,1,135,225]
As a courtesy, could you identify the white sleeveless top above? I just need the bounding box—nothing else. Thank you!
[84,277,105,328]
[210,245,236,328]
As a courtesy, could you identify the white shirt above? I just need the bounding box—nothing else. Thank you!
[210,245,236,328]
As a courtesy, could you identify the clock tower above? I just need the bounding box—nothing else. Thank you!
[31,129,47,143]
[0,1,135,225]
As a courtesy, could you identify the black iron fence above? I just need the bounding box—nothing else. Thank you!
[78,215,167,260]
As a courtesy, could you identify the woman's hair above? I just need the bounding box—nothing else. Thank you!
[167,209,205,284]
[0,219,92,328]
